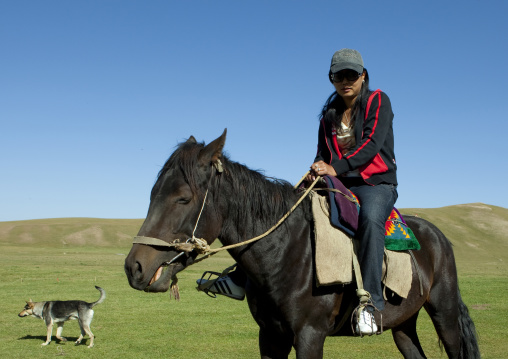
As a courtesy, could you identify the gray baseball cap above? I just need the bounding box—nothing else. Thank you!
[330,49,364,74]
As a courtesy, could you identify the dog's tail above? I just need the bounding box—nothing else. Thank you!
[90,286,106,307]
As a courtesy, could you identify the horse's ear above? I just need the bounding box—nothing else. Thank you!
[186,135,197,144]
[199,129,227,169]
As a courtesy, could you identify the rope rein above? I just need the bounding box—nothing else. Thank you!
[191,171,320,264]
[132,168,321,265]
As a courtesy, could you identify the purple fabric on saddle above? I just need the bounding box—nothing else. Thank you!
[323,175,359,236]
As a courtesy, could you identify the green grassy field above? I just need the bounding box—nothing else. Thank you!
[1,204,507,358]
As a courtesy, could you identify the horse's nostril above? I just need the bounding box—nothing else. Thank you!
[125,257,142,278]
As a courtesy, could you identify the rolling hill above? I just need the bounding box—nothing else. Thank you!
[1,203,507,276]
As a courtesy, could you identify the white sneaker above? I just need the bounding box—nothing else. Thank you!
[355,310,378,335]
[196,275,245,300]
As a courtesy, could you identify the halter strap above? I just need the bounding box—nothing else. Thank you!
[133,236,175,247]
[132,162,221,254]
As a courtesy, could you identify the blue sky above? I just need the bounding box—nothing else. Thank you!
[2,1,507,221]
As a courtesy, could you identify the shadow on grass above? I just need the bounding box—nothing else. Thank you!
[18,334,80,343]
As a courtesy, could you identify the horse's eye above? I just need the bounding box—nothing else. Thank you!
[176,197,191,205]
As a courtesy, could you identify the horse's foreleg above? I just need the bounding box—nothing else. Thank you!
[293,326,327,359]
[259,328,292,359]
[391,312,427,359]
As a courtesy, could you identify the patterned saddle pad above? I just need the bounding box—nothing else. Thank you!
[384,208,420,251]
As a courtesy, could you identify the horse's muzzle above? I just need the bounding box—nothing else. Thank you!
[124,244,193,292]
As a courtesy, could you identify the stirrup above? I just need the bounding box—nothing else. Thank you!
[196,271,222,298]
[351,290,383,336]
[196,271,245,300]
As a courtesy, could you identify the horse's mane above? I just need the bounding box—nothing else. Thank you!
[156,140,204,192]
[158,140,310,238]
[217,156,298,234]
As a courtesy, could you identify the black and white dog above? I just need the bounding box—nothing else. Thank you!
[18,286,106,348]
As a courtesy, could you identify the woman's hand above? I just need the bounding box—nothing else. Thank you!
[306,161,337,181]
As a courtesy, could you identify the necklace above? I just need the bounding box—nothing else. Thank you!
[342,110,351,127]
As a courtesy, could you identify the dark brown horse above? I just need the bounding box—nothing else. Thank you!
[124,130,480,359]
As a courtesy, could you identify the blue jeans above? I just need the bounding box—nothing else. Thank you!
[348,183,398,311]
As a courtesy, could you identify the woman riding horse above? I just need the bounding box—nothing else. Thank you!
[198,48,398,336]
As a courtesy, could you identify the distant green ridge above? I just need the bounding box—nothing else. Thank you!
[1,203,507,275]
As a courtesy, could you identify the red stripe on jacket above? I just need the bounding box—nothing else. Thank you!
[347,89,381,159]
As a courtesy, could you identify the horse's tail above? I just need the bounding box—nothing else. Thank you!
[457,290,480,359]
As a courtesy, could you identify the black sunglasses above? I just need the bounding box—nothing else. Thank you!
[330,70,362,83]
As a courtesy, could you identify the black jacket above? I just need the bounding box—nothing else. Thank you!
[314,89,397,186]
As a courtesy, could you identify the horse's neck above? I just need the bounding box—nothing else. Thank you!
[220,200,312,289]
[214,170,312,285]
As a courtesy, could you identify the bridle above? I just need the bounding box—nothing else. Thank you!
[132,160,223,265]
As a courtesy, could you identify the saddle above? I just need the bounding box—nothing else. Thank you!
[311,190,414,299]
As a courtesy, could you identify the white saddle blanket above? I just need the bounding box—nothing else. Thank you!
[311,192,412,298]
